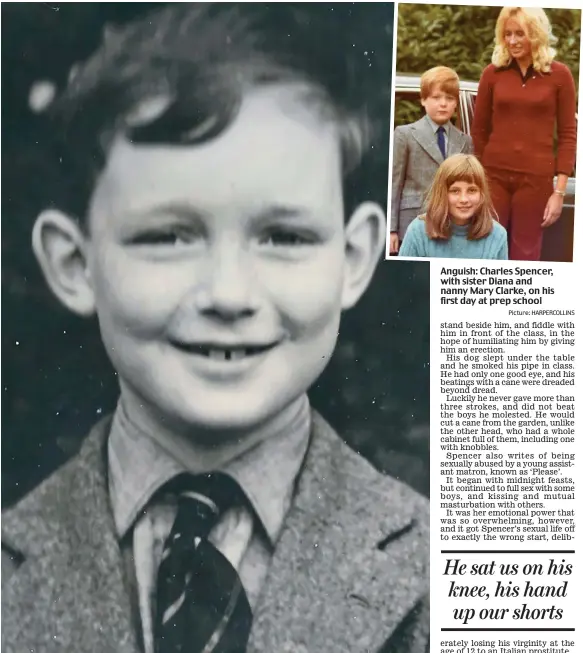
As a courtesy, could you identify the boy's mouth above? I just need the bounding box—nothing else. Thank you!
[171,342,277,361]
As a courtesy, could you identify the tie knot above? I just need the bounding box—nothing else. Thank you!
[156,473,253,652]
[437,125,445,133]
[167,472,244,539]
[178,489,220,523]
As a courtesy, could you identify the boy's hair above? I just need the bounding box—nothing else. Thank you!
[419,66,460,101]
[492,7,556,73]
[422,154,497,241]
[42,3,387,226]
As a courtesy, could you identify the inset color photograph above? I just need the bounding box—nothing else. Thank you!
[388,4,580,262]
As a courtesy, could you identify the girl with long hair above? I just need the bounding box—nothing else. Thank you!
[399,154,508,259]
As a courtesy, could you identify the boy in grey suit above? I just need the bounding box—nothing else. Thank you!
[2,5,429,653]
[389,66,473,253]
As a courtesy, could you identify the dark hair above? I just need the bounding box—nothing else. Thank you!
[45,3,391,224]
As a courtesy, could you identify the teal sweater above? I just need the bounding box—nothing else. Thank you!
[399,217,508,260]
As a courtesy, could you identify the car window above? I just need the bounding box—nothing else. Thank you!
[466,92,476,126]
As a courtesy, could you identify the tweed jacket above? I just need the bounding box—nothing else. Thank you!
[2,411,429,653]
[391,116,473,240]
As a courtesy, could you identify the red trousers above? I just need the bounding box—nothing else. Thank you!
[486,168,553,261]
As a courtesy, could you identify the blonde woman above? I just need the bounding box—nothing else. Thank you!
[471,7,577,261]
[399,154,508,259]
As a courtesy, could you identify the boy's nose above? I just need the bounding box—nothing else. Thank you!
[195,245,260,320]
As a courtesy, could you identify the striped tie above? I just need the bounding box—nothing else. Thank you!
[155,474,253,653]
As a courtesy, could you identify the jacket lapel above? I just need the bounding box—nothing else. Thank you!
[410,117,445,165]
[447,126,465,156]
[1,419,140,653]
[248,412,428,652]
[3,413,427,653]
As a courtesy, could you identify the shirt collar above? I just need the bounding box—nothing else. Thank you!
[107,394,311,545]
[496,59,548,78]
[425,114,450,135]
[509,58,535,80]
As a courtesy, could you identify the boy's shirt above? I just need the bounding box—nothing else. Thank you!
[108,394,311,653]
[2,407,429,653]
[424,114,451,153]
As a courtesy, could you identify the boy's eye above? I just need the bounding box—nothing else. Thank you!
[259,227,317,247]
[129,226,203,247]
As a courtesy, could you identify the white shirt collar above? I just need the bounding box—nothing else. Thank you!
[107,394,311,544]
[425,114,451,135]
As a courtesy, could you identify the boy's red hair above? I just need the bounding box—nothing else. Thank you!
[420,66,460,101]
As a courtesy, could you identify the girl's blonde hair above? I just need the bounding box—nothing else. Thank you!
[492,7,557,73]
[423,154,497,241]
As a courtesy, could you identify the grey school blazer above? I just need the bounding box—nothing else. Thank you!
[391,116,473,240]
[2,411,429,653]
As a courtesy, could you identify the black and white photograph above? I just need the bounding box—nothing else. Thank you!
[2,4,429,652]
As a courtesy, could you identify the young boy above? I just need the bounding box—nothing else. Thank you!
[2,5,429,653]
[390,65,473,253]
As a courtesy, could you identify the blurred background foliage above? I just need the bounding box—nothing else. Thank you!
[394,4,581,127]
[2,3,430,505]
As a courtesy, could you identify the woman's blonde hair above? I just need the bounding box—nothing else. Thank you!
[423,154,497,241]
[492,7,557,73]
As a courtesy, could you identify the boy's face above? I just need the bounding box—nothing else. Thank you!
[35,85,385,437]
[421,85,457,125]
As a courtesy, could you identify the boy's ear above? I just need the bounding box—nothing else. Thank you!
[32,209,96,316]
[341,201,387,310]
